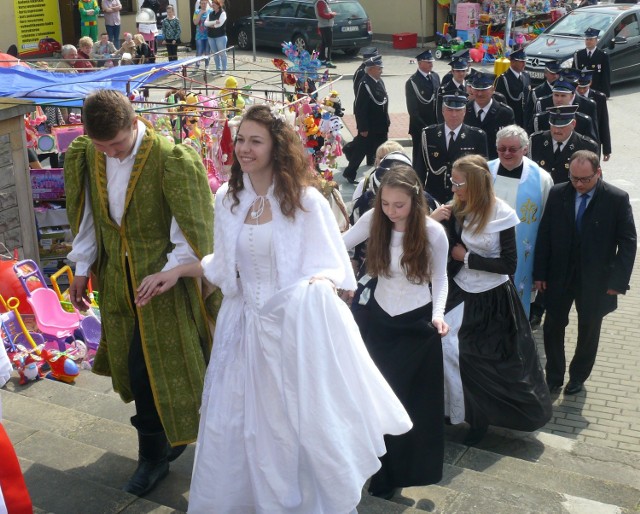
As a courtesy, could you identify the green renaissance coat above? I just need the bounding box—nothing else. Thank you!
[65,120,221,444]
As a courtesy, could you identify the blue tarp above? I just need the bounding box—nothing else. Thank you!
[0,57,200,107]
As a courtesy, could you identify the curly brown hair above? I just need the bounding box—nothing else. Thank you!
[451,154,496,235]
[366,164,432,284]
[227,105,311,218]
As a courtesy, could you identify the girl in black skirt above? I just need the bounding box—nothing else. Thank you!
[445,154,552,445]
[343,164,450,500]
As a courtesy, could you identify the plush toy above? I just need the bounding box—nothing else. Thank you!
[322,90,344,117]
[12,351,43,385]
[220,76,245,118]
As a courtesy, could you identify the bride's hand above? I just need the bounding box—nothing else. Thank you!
[309,275,337,293]
[136,270,179,306]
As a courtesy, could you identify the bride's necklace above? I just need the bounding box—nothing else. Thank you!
[250,195,266,223]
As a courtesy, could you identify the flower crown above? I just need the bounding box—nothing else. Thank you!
[269,105,287,124]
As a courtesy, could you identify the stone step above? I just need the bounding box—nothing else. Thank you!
[4,375,640,514]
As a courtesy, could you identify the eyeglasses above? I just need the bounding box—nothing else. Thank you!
[569,172,598,184]
[497,146,523,154]
[450,178,466,189]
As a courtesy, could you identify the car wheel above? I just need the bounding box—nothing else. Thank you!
[293,34,308,51]
[237,29,250,50]
[343,47,359,56]
[435,49,443,59]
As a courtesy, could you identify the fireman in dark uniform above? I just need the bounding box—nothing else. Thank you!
[495,47,531,129]
[464,72,515,160]
[406,49,441,184]
[529,105,599,184]
[343,54,389,183]
[573,27,610,97]
[576,69,612,161]
[422,92,488,203]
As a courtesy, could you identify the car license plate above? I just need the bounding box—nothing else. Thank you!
[342,26,359,32]
[529,71,544,79]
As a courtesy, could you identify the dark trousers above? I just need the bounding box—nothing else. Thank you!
[318,26,333,62]
[410,132,427,185]
[166,42,178,61]
[343,132,387,179]
[126,265,163,434]
[543,286,604,386]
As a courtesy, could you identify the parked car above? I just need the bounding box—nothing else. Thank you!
[232,0,372,56]
[524,4,640,85]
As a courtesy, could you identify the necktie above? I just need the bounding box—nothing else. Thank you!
[554,142,563,158]
[588,50,592,59]
[576,193,588,232]
[448,130,455,149]
[477,109,484,122]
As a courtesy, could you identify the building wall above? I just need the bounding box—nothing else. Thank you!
[358,0,448,43]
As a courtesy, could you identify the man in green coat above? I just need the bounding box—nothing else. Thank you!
[65,89,220,497]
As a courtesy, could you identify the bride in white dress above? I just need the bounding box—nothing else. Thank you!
[136,105,412,513]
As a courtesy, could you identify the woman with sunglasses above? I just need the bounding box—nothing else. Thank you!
[443,154,552,446]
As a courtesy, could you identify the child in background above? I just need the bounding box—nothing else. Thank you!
[161,5,181,61]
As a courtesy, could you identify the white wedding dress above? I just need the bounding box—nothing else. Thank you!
[188,222,411,514]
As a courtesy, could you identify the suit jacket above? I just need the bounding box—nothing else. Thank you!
[582,88,611,156]
[464,99,515,159]
[354,74,390,134]
[529,130,599,183]
[533,180,636,318]
[530,111,599,146]
[406,70,441,136]
[533,94,599,141]
[574,48,611,97]
[421,123,488,203]
[494,68,531,128]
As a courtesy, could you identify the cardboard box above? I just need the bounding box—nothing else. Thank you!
[38,227,72,258]
[392,33,417,50]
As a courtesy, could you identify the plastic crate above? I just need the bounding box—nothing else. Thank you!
[392,32,417,50]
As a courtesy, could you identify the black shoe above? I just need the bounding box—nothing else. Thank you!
[122,457,169,496]
[369,488,397,500]
[564,381,583,395]
[122,431,170,497]
[529,314,542,331]
[464,425,488,446]
[342,171,357,183]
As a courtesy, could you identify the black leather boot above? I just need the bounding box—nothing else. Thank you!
[122,431,170,496]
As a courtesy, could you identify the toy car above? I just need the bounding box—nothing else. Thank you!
[38,37,62,54]
[434,32,471,59]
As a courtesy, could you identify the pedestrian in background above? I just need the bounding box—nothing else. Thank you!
[315,0,337,68]
[102,0,122,48]
[204,0,228,74]
[162,4,181,62]
[193,0,211,71]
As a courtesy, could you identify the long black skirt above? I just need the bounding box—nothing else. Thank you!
[365,298,444,493]
[457,280,552,432]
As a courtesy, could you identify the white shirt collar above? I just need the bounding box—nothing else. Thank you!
[474,99,492,116]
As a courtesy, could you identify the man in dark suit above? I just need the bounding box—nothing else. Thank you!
[343,54,389,183]
[406,49,441,184]
[495,48,531,129]
[422,92,488,203]
[573,27,611,97]
[533,150,636,394]
[576,70,612,161]
[529,105,599,183]
[464,72,515,160]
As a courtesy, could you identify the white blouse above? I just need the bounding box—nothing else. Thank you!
[343,209,449,319]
